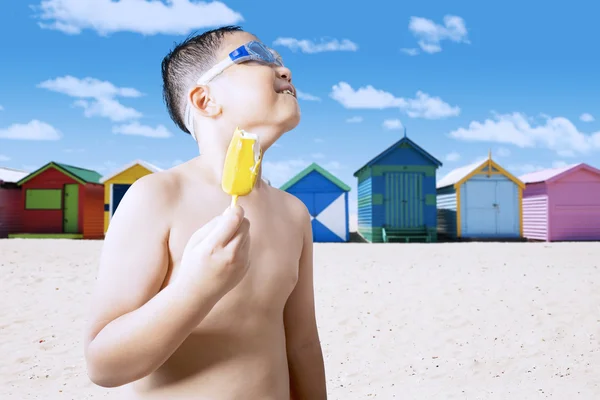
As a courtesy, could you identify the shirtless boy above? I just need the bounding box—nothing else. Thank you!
[83,26,327,399]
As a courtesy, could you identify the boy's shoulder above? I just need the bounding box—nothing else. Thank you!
[270,186,311,225]
[122,167,183,210]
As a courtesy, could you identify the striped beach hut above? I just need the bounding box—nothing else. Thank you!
[353,134,442,243]
[520,163,600,241]
[11,162,104,239]
[280,162,350,242]
[0,167,29,238]
[99,160,162,233]
[436,155,524,239]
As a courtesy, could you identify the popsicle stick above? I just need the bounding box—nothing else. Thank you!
[231,195,238,208]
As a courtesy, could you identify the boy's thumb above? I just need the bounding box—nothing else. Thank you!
[206,205,244,247]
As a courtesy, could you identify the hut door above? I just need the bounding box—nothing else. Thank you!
[384,172,424,228]
[111,184,131,216]
[63,184,79,233]
[495,180,518,235]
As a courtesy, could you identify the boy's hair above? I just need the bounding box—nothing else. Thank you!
[161,25,243,135]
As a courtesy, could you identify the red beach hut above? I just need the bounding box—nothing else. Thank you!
[0,167,29,238]
[11,162,105,239]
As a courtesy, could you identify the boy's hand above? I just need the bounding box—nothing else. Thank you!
[178,205,251,299]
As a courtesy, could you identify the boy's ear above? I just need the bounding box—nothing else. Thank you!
[188,85,222,118]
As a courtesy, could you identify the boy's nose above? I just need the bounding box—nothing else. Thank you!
[276,65,292,82]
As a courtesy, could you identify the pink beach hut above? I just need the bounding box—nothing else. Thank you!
[520,163,600,241]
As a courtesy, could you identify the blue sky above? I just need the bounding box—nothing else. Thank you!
[1,0,600,228]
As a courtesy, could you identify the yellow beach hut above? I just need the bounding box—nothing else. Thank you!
[100,160,162,233]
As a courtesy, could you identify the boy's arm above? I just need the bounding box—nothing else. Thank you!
[284,205,327,400]
[83,174,221,388]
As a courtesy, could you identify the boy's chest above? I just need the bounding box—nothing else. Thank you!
[166,196,303,311]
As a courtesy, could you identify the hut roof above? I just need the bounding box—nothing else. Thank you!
[17,162,102,186]
[0,167,29,183]
[353,136,442,177]
[99,159,163,183]
[437,157,524,189]
[519,163,600,184]
[280,162,351,192]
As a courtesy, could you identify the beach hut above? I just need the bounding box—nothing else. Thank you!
[436,155,524,239]
[10,162,104,239]
[520,163,600,241]
[0,167,29,238]
[353,134,443,243]
[99,160,162,233]
[280,162,351,242]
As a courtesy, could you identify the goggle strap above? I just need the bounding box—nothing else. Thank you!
[196,57,235,85]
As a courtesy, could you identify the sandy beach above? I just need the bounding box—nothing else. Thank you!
[1,239,599,399]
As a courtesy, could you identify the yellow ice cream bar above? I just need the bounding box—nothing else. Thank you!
[221,127,262,206]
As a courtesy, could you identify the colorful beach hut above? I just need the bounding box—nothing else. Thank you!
[353,134,442,243]
[436,155,524,239]
[11,162,104,239]
[0,167,29,238]
[520,163,600,241]
[99,160,162,233]
[280,163,350,242]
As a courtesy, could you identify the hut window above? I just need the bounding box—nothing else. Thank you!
[25,189,62,210]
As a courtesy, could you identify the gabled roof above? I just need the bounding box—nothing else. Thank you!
[16,162,102,186]
[280,162,351,192]
[519,163,600,184]
[353,136,442,176]
[437,157,524,189]
[0,167,29,183]
[99,159,163,183]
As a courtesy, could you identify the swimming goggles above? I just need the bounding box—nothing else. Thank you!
[184,40,284,140]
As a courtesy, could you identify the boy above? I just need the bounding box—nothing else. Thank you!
[83,26,327,399]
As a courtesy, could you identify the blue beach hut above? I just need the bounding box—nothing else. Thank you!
[280,162,351,242]
[353,133,443,243]
[436,154,524,239]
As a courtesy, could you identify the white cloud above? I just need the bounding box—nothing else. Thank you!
[273,37,358,53]
[383,119,403,130]
[408,15,470,54]
[330,82,460,119]
[263,158,341,188]
[0,154,10,162]
[74,98,142,121]
[346,116,363,123]
[497,147,511,157]
[331,82,404,109]
[112,122,173,138]
[580,113,595,122]
[38,75,144,122]
[0,120,62,140]
[400,48,419,56]
[38,75,142,98]
[445,152,460,162]
[296,90,321,101]
[312,153,325,159]
[32,0,244,36]
[448,112,600,156]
